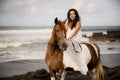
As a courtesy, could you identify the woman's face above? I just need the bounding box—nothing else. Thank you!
[69,10,76,20]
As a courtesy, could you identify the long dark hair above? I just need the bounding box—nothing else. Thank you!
[67,8,80,29]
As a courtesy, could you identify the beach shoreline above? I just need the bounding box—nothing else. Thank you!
[0,53,120,78]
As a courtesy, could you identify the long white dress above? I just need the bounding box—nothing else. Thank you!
[63,28,90,75]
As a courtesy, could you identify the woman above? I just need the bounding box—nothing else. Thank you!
[63,8,89,74]
[65,8,82,42]
[64,8,82,69]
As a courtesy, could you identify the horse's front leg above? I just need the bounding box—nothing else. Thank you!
[49,68,56,80]
[60,69,67,80]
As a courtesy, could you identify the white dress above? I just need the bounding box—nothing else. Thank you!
[63,27,90,75]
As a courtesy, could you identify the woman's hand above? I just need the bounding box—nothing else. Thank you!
[67,37,70,41]
[68,21,81,40]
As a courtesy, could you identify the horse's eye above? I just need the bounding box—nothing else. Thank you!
[56,30,59,32]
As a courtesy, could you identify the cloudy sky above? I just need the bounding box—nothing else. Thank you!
[0,0,120,26]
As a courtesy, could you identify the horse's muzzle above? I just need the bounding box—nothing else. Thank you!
[59,43,68,51]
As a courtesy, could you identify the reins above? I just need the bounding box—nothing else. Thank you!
[72,41,82,53]
[48,42,58,46]
[48,36,66,46]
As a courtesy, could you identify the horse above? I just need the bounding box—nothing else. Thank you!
[45,18,104,80]
[45,18,67,80]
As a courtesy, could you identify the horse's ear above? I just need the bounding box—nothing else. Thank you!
[63,18,67,24]
[55,17,58,24]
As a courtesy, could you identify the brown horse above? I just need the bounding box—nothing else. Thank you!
[45,18,104,80]
[45,18,67,80]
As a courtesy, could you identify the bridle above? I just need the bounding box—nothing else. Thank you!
[48,28,66,46]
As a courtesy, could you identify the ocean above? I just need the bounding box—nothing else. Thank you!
[0,26,120,64]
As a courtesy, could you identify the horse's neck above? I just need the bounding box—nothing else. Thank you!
[49,37,55,44]
[49,29,56,43]
[48,37,56,52]
[47,29,56,55]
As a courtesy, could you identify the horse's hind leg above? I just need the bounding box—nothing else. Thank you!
[49,68,56,80]
[89,68,96,80]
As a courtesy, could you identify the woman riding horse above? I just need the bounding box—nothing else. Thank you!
[45,8,104,80]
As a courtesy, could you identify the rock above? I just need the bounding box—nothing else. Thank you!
[104,66,120,80]
[33,69,50,79]
[0,65,120,80]
[65,71,90,80]
[107,30,120,39]
[90,32,107,41]
[92,32,104,38]
[89,30,120,42]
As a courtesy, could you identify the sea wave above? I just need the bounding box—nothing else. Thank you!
[0,42,32,48]
[0,28,52,34]
[0,40,48,49]
[0,50,46,62]
[0,28,51,49]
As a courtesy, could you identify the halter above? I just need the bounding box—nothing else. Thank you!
[48,36,66,46]
[55,36,66,42]
[48,29,66,46]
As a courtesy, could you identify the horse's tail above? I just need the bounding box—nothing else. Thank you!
[95,59,104,80]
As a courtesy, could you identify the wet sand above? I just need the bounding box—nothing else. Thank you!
[0,60,48,78]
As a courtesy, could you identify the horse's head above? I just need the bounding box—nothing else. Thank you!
[53,17,68,51]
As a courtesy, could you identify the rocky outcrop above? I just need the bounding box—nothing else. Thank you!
[90,30,120,42]
[0,65,120,80]
[107,30,120,39]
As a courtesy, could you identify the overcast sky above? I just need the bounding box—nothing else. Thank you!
[0,0,120,26]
